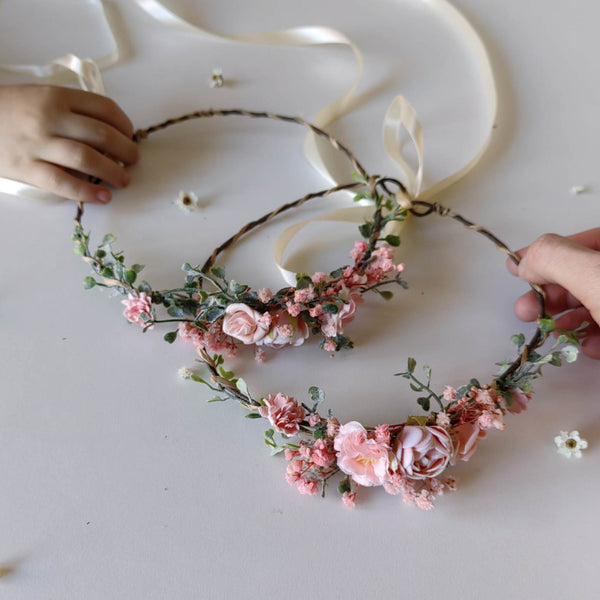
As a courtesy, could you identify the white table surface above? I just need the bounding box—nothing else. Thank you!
[1,1,599,598]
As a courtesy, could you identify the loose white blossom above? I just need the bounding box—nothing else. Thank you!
[178,367,195,380]
[175,191,201,212]
[554,430,588,458]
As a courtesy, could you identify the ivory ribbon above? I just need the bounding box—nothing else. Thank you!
[0,0,497,284]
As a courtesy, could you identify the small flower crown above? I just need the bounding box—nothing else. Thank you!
[73,109,583,510]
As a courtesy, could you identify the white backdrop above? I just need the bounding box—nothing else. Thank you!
[1,1,599,598]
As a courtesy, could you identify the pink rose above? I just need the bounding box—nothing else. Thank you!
[451,423,487,463]
[259,393,305,436]
[257,312,309,349]
[333,421,390,487]
[122,292,153,327]
[506,388,531,414]
[393,426,453,480]
[222,303,269,344]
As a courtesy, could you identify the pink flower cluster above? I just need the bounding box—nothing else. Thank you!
[178,321,238,357]
[348,241,405,285]
[331,421,458,509]
[285,436,337,496]
[122,292,153,328]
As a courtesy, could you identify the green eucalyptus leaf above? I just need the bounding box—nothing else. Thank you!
[163,331,177,344]
[417,397,431,412]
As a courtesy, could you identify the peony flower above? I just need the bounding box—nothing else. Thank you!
[554,430,588,458]
[333,421,390,487]
[506,388,531,414]
[122,292,153,327]
[256,312,309,349]
[221,303,269,344]
[451,423,486,463]
[259,393,305,436]
[393,426,453,480]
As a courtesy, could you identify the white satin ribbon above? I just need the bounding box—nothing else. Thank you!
[0,0,497,287]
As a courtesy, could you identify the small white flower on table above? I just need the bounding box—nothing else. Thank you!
[209,68,224,88]
[175,191,201,212]
[554,430,588,458]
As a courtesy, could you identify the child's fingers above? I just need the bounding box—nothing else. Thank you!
[28,161,111,203]
[55,113,139,166]
[66,89,135,139]
[38,138,130,189]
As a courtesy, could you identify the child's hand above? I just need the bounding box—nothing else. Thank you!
[0,84,139,203]
[506,229,600,358]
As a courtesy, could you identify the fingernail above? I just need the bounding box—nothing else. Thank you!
[97,190,111,203]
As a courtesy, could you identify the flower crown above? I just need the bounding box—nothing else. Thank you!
[73,109,583,510]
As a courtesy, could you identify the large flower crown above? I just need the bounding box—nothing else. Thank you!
[73,109,582,510]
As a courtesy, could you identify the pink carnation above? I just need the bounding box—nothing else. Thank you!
[221,303,269,344]
[259,393,305,436]
[506,388,531,414]
[393,426,453,480]
[121,292,153,327]
[333,421,390,487]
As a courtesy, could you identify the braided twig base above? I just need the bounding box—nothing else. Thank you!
[75,107,549,387]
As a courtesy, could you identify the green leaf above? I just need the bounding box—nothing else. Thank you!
[358,223,373,239]
[73,243,85,256]
[131,264,145,274]
[384,234,401,247]
[229,280,248,294]
[83,276,96,290]
[218,367,235,380]
[322,302,339,314]
[409,383,422,392]
[338,479,351,495]
[124,269,137,285]
[417,397,430,412]
[245,412,262,419]
[101,233,116,246]
[407,357,416,374]
[379,290,394,300]
[270,447,285,456]
[204,306,224,323]
[207,396,226,403]
[511,333,525,349]
[265,428,275,440]
[236,378,249,396]
[210,266,226,280]
[167,305,184,319]
[560,345,579,363]
[138,281,152,294]
[308,386,325,409]
[296,275,313,289]
[163,331,177,344]
[313,424,326,440]
[538,317,555,333]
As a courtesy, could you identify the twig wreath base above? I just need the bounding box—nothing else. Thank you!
[73,109,583,510]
